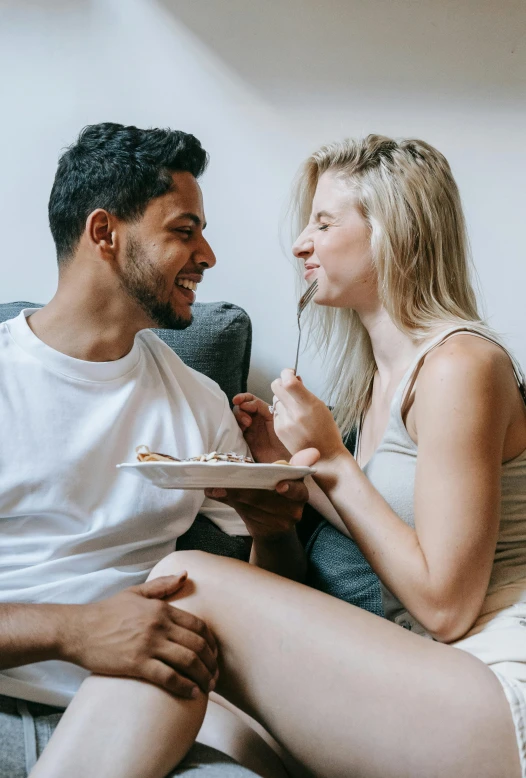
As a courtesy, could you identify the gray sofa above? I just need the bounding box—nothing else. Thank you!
[0,301,382,616]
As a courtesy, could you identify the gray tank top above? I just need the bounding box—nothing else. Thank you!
[358,325,526,638]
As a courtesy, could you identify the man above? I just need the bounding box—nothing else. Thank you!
[0,122,308,776]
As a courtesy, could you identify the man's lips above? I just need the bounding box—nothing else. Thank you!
[174,274,203,303]
[174,284,195,303]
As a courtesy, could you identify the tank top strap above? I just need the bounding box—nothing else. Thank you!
[398,325,526,414]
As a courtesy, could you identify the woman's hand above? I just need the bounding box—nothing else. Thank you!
[232,392,291,464]
[271,369,347,463]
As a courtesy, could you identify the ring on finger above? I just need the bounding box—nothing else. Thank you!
[268,398,280,416]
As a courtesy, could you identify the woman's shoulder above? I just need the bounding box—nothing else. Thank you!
[416,329,518,413]
[424,331,512,378]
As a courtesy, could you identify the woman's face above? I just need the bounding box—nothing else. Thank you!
[292,171,377,310]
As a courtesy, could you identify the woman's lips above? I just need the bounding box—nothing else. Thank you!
[304,267,318,281]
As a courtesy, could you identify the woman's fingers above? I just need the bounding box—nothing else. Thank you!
[289,448,321,468]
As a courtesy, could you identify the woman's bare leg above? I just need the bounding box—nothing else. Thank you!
[29,674,208,778]
[32,550,521,778]
[197,694,291,778]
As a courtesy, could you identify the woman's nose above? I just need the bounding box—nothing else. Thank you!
[292,229,314,260]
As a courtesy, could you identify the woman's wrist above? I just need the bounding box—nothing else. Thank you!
[313,445,352,487]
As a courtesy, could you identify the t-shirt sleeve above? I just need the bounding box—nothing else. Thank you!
[198,395,251,536]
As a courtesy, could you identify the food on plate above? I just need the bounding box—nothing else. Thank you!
[135,446,290,466]
[135,445,255,464]
[136,446,180,462]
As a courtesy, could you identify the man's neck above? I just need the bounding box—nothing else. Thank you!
[28,272,152,363]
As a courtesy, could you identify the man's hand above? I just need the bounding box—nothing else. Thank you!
[62,573,218,699]
[232,392,291,464]
[204,451,313,542]
[205,450,318,580]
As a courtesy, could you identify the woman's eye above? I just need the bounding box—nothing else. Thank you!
[318,224,329,231]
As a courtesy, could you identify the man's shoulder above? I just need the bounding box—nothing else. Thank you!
[137,329,226,401]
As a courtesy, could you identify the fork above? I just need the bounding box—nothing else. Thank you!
[293,278,318,375]
[269,279,318,415]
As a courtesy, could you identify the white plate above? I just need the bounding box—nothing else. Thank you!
[116,461,316,490]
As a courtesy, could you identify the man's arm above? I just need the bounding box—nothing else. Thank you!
[205,476,309,582]
[249,530,307,581]
[0,602,69,670]
[0,575,218,698]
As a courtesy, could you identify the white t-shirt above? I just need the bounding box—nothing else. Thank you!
[0,309,249,706]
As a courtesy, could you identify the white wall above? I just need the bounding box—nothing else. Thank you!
[1,0,525,401]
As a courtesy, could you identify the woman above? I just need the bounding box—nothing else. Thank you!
[31,135,526,778]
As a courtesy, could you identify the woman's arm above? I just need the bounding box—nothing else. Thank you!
[272,340,521,642]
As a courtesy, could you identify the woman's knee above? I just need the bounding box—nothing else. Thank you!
[148,549,244,585]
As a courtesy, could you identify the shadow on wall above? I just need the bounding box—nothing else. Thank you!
[2,0,91,10]
[246,364,275,404]
[156,0,525,107]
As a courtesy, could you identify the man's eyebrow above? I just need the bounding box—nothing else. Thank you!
[171,212,207,229]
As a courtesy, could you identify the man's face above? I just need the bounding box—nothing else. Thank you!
[118,171,216,329]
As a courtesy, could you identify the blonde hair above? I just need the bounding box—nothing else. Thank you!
[292,134,485,437]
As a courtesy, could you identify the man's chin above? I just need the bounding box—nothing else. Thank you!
[155,310,193,330]
[142,301,193,331]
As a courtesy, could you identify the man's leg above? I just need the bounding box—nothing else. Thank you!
[0,694,29,778]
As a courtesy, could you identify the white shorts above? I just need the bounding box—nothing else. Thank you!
[491,671,526,778]
[453,605,526,778]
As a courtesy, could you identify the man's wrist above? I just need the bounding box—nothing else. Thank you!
[52,603,85,664]
[251,528,298,546]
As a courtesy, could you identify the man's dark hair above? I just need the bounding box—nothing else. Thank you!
[48,122,209,263]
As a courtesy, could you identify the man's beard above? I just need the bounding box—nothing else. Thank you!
[119,235,192,330]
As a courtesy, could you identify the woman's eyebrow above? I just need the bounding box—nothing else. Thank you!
[315,210,334,220]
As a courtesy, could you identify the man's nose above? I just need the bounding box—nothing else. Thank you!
[195,237,216,269]
[292,228,314,260]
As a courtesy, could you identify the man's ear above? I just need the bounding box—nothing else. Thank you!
[85,209,120,262]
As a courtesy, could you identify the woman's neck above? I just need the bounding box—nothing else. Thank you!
[359,307,427,391]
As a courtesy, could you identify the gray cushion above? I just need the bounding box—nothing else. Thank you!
[0,302,252,402]
[297,427,383,616]
[305,520,383,616]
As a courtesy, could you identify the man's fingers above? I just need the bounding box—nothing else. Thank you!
[274,479,310,501]
[226,502,303,531]
[168,623,218,678]
[156,640,215,693]
[137,573,187,600]
[228,482,308,505]
[233,406,252,429]
[143,659,201,699]
[166,605,218,658]
[232,392,254,406]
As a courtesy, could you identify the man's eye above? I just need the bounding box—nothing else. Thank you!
[174,228,192,237]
